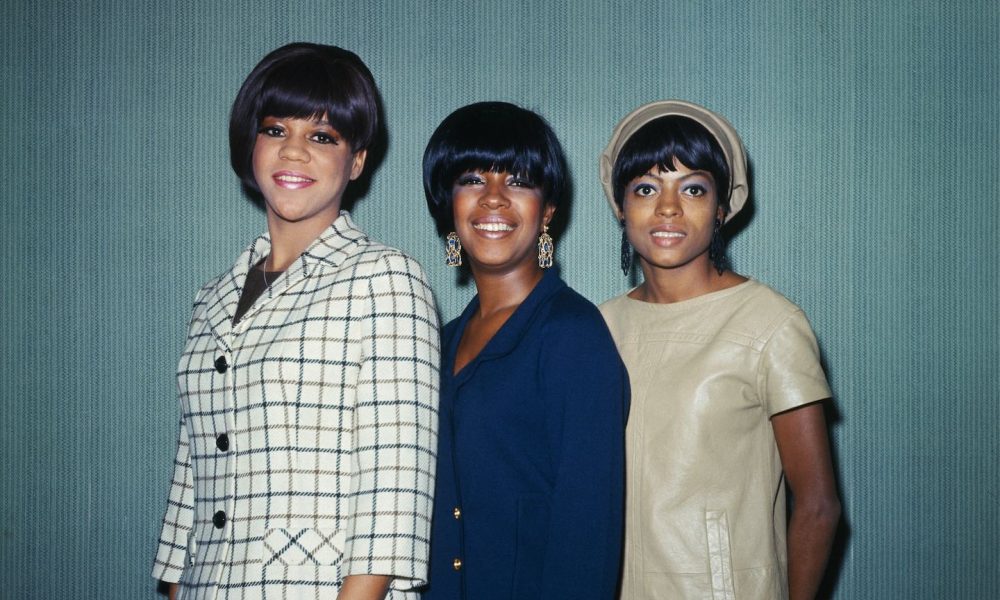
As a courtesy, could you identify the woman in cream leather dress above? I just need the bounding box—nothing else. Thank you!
[598,100,840,600]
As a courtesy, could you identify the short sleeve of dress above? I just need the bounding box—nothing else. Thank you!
[758,309,832,416]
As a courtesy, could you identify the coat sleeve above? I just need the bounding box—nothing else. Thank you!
[342,252,440,590]
[151,413,195,583]
[539,305,628,599]
[152,285,210,584]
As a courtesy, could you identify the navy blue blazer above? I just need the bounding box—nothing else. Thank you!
[422,269,629,600]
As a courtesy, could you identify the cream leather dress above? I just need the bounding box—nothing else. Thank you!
[600,280,831,600]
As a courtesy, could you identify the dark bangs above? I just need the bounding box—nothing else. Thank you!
[423,102,567,233]
[254,55,377,150]
[612,116,731,213]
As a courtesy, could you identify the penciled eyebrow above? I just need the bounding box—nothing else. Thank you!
[260,116,336,129]
[645,167,713,181]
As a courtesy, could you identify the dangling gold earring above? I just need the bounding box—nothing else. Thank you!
[537,225,554,269]
[445,232,462,267]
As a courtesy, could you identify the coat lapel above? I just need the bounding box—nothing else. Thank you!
[202,235,266,353]
[204,211,368,349]
[448,267,566,388]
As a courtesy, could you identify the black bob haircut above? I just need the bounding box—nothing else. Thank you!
[423,102,568,234]
[229,43,381,205]
[612,115,732,217]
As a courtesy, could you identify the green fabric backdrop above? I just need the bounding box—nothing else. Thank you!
[2,0,997,597]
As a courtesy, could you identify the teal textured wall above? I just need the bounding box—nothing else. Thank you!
[2,0,997,597]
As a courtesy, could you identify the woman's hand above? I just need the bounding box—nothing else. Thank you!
[772,401,841,600]
[336,574,391,600]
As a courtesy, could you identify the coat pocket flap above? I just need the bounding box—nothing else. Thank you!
[263,528,346,567]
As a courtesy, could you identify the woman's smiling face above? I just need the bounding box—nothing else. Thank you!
[623,158,723,275]
[252,115,366,227]
[451,169,554,275]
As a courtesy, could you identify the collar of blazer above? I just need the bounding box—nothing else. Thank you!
[203,211,369,349]
[446,266,567,386]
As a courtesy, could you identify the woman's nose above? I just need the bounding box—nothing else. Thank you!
[655,192,681,217]
[278,137,309,162]
[479,180,510,208]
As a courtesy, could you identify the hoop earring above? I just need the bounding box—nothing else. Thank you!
[445,232,462,267]
[537,225,554,269]
[620,225,632,276]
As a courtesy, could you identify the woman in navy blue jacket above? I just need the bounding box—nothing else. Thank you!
[420,102,629,600]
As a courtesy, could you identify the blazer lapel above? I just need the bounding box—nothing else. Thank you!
[450,267,565,388]
[204,234,270,352]
[221,211,368,331]
[300,212,368,270]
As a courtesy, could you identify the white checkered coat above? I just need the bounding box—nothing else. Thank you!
[152,213,440,599]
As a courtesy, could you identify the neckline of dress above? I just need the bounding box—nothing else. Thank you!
[620,278,757,311]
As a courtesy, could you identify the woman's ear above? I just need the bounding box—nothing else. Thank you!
[349,149,368,180]
[543,203,557,228]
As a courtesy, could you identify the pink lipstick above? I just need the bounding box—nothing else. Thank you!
[272,170,316,190]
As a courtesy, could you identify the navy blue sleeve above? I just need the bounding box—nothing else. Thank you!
[538,293,629,599]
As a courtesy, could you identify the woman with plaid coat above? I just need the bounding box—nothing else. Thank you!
[152,44,440,600]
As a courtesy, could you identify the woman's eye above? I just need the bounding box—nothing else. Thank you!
[456,174,484,186]
[633,183,656,197]
[312,132,338,144]
[259,126,284,137]
[684,185,707,197]
[508,177,535,188]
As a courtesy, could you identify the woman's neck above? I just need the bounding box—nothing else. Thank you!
[264,211,338,271]
[632,257,745,304]
[471,265,545,318]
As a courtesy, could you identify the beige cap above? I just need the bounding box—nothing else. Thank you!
[599,100,748,223]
